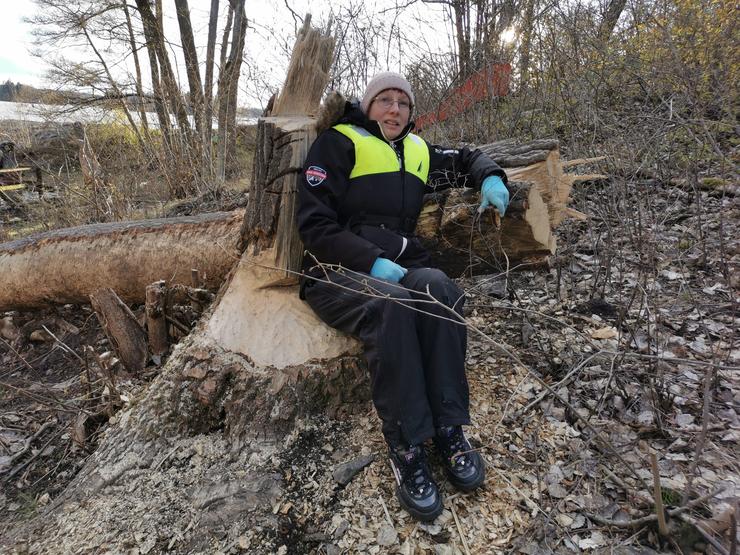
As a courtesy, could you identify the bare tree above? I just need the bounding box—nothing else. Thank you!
[215,0,247,183]
[203,0,220,165]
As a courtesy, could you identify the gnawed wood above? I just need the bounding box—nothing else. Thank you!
[270,15,335,117]
[90,288,147,373]
[208,18,343,366]
[417,181,555,275]
[0,211,242,311]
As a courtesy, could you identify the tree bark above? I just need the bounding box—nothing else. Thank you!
[215,0,246,182]
[519,0,537,92]
[203,0,220,167]
[598,0,627,43]
[135,0,193,143]
[174,0,205,138]
[137,1,172,150]
[122,0,150,135]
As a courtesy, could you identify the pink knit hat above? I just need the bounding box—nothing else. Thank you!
[360,72,415,114]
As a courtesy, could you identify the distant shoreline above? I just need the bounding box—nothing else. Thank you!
[0,100,258,127]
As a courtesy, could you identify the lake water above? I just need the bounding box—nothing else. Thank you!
[0,101,257,127]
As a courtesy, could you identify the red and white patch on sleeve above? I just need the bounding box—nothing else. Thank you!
[305,166,328,186]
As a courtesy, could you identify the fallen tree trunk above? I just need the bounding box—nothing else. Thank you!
[0,211,242,311]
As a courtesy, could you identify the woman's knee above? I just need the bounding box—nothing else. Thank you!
[405,268,464,305]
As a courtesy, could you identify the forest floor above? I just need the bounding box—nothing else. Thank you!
[0,167,738,554]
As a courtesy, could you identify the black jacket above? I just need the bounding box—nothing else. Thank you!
[297,100,507,276]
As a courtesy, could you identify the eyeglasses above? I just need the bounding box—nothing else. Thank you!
[373,95,412,111]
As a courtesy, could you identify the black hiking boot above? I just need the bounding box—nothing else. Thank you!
[388,444,443,522]
[434,426,486,492]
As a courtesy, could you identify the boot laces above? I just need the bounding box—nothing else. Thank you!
[441,427,472,468]
[399,447,433,496]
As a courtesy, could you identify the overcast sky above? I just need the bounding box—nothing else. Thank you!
[0,0,454,108]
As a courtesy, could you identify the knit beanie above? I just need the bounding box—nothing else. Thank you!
[360,72,415,114]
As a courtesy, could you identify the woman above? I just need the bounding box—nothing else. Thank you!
[297,72,509,522]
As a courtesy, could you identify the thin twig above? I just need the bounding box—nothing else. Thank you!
[1,420,56,472]
[451,502,471,555]
[378,495,394,527]
[678,513,730,555]
[0,336,35,371]
[681,363,714,506]
[41,325,86,364]
[584,486,727,528]
[651,452,668,535]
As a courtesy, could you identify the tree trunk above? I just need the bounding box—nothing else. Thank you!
[0,212,243,311]
[174,0,205,138]
[203,0,220,168]
[137,3,172,150]
[225,3,247,176]
[145,280,169,362]
[598,0,627,43]
[519,0,537,92]
[122,0,150,135]
[215,0,246,182]
[135,0,193,143]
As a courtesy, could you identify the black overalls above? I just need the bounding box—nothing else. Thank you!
[297,103,507,447]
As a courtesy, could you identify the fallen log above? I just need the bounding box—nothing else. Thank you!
[0,211,242,311]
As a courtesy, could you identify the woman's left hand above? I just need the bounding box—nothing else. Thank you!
[479,175,509,216]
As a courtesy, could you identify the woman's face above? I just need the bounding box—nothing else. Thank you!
[367,88,412,140]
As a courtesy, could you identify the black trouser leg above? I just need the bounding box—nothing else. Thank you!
[402,268,470,429]
[303,268,469,446]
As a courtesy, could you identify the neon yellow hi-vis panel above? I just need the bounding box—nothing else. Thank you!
[333,124,430,183]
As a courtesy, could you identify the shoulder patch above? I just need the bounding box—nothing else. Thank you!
[305,166,328,187]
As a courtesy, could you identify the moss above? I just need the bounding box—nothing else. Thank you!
[700,177,727,189]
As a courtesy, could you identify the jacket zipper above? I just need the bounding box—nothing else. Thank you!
[391,140,407,233]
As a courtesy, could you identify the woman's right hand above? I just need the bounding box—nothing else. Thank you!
[370,257,408,283]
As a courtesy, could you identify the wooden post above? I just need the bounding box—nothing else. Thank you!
[145,280,169,364]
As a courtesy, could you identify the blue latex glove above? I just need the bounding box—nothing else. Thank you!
[370,257,408,283]
[479,175,510,216]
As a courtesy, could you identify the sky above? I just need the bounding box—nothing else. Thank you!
[0,0,43,85]
[0,0,455,107]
